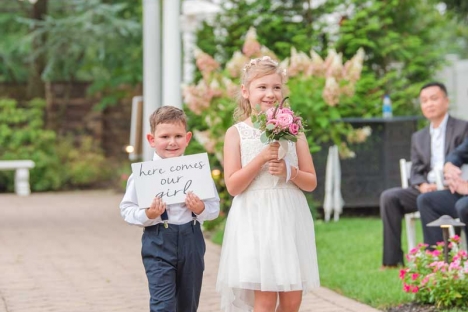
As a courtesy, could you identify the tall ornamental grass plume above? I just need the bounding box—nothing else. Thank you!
[399,236,468,309]
[183,27,372,163]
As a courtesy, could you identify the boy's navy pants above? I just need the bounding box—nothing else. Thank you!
[142,221,205,312]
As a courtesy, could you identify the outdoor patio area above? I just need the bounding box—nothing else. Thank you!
[0,190,381,312]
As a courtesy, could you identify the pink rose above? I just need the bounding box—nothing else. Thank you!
[276,113,293,128]
[279,107,294,116]
[289,123,299,135]
[294,117,302,128]
[267,119,279,127]
[266,107,276,120]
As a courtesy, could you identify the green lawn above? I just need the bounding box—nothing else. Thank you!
[314,217,423,310]
[211,216,425,310]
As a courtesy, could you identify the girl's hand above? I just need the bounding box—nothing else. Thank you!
[146,196,166,219]
[268,160,286,177]
[185,191,205,215]
[260,142,279,163]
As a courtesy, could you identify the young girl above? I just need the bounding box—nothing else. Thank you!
[216,56,320,312]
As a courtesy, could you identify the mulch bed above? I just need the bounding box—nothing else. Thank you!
[385,303,439,312]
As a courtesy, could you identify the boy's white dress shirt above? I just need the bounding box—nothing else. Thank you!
[120,153,220,227]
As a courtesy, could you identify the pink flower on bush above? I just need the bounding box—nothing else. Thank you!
[431,250,441,257]
[399,269,407,279]
[421,276,429,286]
[409,247,419,255]
[401,236,468,309]
[403,283,411,293]
[242,27,261,57]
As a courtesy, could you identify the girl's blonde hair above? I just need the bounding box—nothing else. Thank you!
[234,56,287,121]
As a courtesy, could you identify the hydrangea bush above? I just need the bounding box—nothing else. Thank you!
[183,27,374,164]
[399,236,468,309]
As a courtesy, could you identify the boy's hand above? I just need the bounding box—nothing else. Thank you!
[146,196,166,219]
[185,192,205,215]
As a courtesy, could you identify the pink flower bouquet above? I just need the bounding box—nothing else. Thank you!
[252,97,305,144]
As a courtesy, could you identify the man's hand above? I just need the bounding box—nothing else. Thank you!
[418,182,438,194]
[185,191,205,215]
[449,179,468,195]
[444,162,463,193]
[444,162,462,180]
[146,196,166,219]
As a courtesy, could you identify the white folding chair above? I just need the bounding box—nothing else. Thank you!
[400,159,420,251]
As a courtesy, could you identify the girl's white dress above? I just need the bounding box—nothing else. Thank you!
[216,122,320,311]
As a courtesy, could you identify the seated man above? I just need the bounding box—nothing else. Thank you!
[418,138,468,250]
[380,82,468,268]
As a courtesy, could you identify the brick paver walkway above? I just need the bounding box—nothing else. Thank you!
[0,191,381,312]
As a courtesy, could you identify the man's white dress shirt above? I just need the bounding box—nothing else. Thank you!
[427,113,448,183]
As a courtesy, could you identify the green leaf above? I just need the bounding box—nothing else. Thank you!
[260,131,268,143]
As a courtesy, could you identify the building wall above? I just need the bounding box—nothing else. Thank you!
[436,55,468,120]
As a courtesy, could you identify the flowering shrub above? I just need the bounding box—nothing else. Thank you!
[183,27,375,164]
[252,97,305,143]
[400,236,468,309]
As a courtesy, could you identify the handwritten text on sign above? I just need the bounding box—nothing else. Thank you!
[131,153,215,207]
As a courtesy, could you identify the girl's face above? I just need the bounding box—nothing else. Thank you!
[241,73,283,113]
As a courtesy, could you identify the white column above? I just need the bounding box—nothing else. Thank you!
[163,0,182,108]
[143,0,161,161]
[181,17,197,84]
[181,1,221,84]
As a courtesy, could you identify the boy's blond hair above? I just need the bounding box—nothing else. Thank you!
[149,106,188,133]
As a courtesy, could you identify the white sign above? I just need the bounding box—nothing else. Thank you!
[131,153,215,208]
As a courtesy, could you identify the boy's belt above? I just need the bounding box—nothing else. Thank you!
[160,209,197,228]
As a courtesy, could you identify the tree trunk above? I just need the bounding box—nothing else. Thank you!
[27,0,48,99]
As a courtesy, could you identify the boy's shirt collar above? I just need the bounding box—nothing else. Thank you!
[152,152,185,161]
[152,152,162,161]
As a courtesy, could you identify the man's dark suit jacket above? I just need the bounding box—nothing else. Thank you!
[446,137,468,167]
[410,116,468,186]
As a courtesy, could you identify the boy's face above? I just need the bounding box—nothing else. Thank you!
[147,122,192,158]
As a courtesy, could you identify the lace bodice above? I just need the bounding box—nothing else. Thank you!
[234,122,299,191]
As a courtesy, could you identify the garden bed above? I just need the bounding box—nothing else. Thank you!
[386,303,439,312]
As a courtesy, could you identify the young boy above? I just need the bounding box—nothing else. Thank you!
[120,106,220,312]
